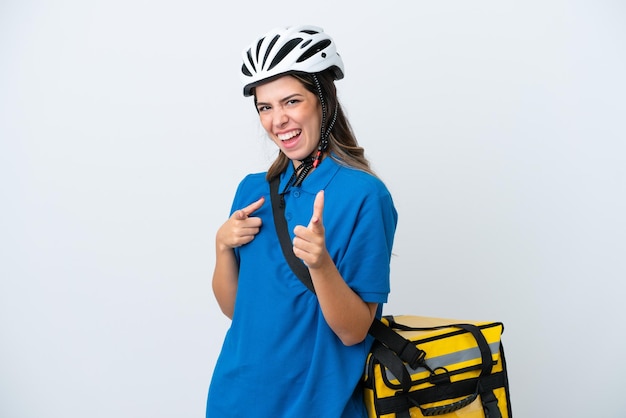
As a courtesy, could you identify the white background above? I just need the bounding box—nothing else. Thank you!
[1,1,625,417]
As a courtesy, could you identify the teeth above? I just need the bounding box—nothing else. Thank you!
[277,130,301,141]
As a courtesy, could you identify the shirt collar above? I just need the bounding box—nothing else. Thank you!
[279,154,341,194]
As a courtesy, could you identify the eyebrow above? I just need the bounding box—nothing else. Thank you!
[256,93,304,107]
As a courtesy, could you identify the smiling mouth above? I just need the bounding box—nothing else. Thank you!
[277,130,301,141]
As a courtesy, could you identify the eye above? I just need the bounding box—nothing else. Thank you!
[286,98,300,106]
[257,105,271,112]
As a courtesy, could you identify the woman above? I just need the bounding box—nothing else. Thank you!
[207,25,397,417]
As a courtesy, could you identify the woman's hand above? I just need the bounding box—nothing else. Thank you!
[216,197,265,251]
[293,191,328,268]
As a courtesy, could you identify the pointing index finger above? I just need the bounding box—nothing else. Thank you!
[241,196,265,217]
[308,190,324,229]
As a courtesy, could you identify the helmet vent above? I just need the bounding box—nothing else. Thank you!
[241,64,252,77]
[262,35,281,69]
[268,38,303,71]
[255,39,264,62]
[245,49,256,73]
[296,40,331,63]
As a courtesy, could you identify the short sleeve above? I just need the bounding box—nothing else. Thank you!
[324,172,397,304]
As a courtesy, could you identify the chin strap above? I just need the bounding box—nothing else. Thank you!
[280,155,315,203]
[311,73,337,169]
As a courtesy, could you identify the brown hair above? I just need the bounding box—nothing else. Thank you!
[253,70,376,181]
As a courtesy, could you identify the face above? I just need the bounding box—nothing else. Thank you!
[255,75,322,165]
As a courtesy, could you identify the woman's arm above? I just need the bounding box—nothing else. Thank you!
[308,255,378,346]
[212,246,240,319]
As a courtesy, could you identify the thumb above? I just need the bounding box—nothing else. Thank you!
[307,190,325,230]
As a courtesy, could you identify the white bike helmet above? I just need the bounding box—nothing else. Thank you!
[240,25,345,97]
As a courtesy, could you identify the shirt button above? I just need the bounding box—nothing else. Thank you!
[286,212,292,220]
[293,191,300,198]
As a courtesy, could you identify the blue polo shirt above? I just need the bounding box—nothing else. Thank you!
[207,156,397,418]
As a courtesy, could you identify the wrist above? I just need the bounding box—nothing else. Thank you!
[308,251,334,274]
[215,240,235,254]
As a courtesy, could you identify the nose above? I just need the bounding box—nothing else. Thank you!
[273,108,288,128]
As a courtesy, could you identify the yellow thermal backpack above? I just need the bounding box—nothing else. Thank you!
[364,315,512,418]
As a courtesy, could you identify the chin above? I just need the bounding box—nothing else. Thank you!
[284,150,312,162]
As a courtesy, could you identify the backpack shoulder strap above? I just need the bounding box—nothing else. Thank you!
[269,176,315,294]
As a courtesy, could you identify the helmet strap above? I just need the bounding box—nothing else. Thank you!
[280,155,315,196]
[311,74,337,168]
[280,73,337,196]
